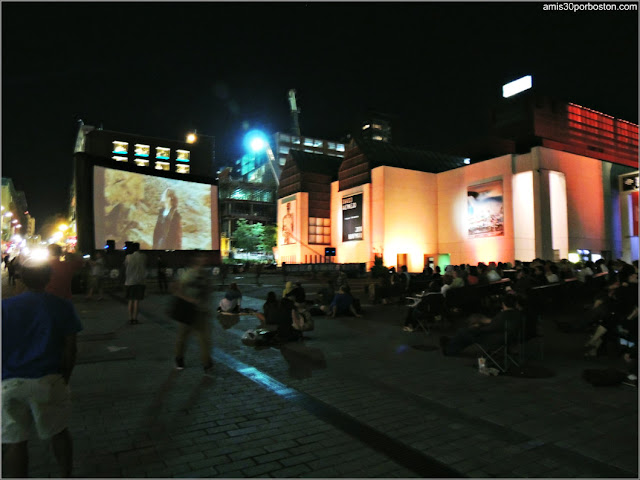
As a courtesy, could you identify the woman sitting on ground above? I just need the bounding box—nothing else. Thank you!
[255,291,278,326]
[218,282,242,313]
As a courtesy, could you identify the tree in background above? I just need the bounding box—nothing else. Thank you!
[233,219,263,253]
[260,225,277,253]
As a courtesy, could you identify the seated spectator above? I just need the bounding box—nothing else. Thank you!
[255,291,278,326]
[218,282,242,313]
[450,269,465,289]
[282,281,295,299]
[272,296,301,343]
[286,282,306,303]
[317,280,335,308]
[466,266,480,286]
[327,286,362,318]
[440,295,523,356]
[544,263,561,284]
[486,265,502,283]
[440,274,454,297]
[576,262,594,283]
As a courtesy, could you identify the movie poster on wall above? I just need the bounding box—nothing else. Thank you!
[281,198,296,245]
[467,180,504,238]
[342,193,363,242]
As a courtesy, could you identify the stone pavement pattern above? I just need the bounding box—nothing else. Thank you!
[4,269,637,478]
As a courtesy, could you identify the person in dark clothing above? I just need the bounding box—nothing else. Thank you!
[255,291,279,326]
[440,295,523,356]
[273,297,300,343]
[329,286,362,318]
[157,257,168,294]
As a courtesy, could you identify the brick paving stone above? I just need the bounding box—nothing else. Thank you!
[264,439,299,452]
[242,460,283,477]
[273,463,312,477]
[215,457,257,474]
[253,449,290,464]
[228,447,269,462]
[164,451,206,466]
[279,451,317,467]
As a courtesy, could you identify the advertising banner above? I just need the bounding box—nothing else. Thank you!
[342,193,363,242]
[467,180,504,238]
[281,198,296,245]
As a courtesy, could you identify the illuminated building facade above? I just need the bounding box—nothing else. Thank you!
[273,132,345,167]
[217,167,277,256]
[277,101,639,269]
[74,125,216,178]
[1,177,32,252]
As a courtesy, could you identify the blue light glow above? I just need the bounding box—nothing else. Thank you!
[243,129,270,153]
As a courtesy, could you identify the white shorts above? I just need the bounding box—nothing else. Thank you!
[2,374,71,443]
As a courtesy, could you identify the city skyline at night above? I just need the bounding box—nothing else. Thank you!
[2,2,638,229]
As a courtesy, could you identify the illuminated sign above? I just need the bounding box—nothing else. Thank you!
[502,75,532,98]
[342,193,363,242]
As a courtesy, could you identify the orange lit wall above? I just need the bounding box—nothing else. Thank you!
[437,155,516,265]
[373,166,438,272]
[532,147,606,253]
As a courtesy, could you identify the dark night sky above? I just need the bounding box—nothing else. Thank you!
[2,2,638,232]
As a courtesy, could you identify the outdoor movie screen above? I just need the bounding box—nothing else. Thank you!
[93,166,219,251]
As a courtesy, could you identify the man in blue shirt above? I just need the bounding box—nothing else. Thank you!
[2,258,83,478]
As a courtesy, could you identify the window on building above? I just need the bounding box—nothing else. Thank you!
[135,144,150,157]
[134,158,149,167]
[336,144,345,152]
[304,149,314,153]
[155,161,170,171]
[292,136,300,144]
[176,164,190,174]
[308,217,331,244]
[176,149,190,162]
[156,147,170,159]
[279,157,286,166]
[362,124,371,130]
[112,156,128,162]
[372,135,383,141]
[328,142,336,149]
[304,138,314,147]
[279,134,290,142]
[372,123,382,130]
[313,139,323,147]
[112,141,128,154]
[279,145,290,154]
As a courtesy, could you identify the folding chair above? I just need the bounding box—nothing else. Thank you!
[413,293,446,335]
[474,314,523,373]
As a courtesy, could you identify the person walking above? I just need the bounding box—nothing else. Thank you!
[174,255,214,372]
[2,258,83,478]
[124,242,147,324]
[85,251,105,300]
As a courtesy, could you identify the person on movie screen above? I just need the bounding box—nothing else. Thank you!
[153,188,182,250]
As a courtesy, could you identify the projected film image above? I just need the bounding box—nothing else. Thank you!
[93,166,218,250]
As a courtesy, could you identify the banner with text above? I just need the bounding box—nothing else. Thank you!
[342,193,363,242]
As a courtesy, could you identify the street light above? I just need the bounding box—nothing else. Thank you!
[186,132,197,144]
[242,130,279,186]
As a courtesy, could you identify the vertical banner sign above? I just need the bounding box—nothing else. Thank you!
[342,193,363,242]
[467,180,504,238]
[281,198,296,245]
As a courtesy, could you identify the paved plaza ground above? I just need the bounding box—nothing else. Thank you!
[2,268,638,478]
